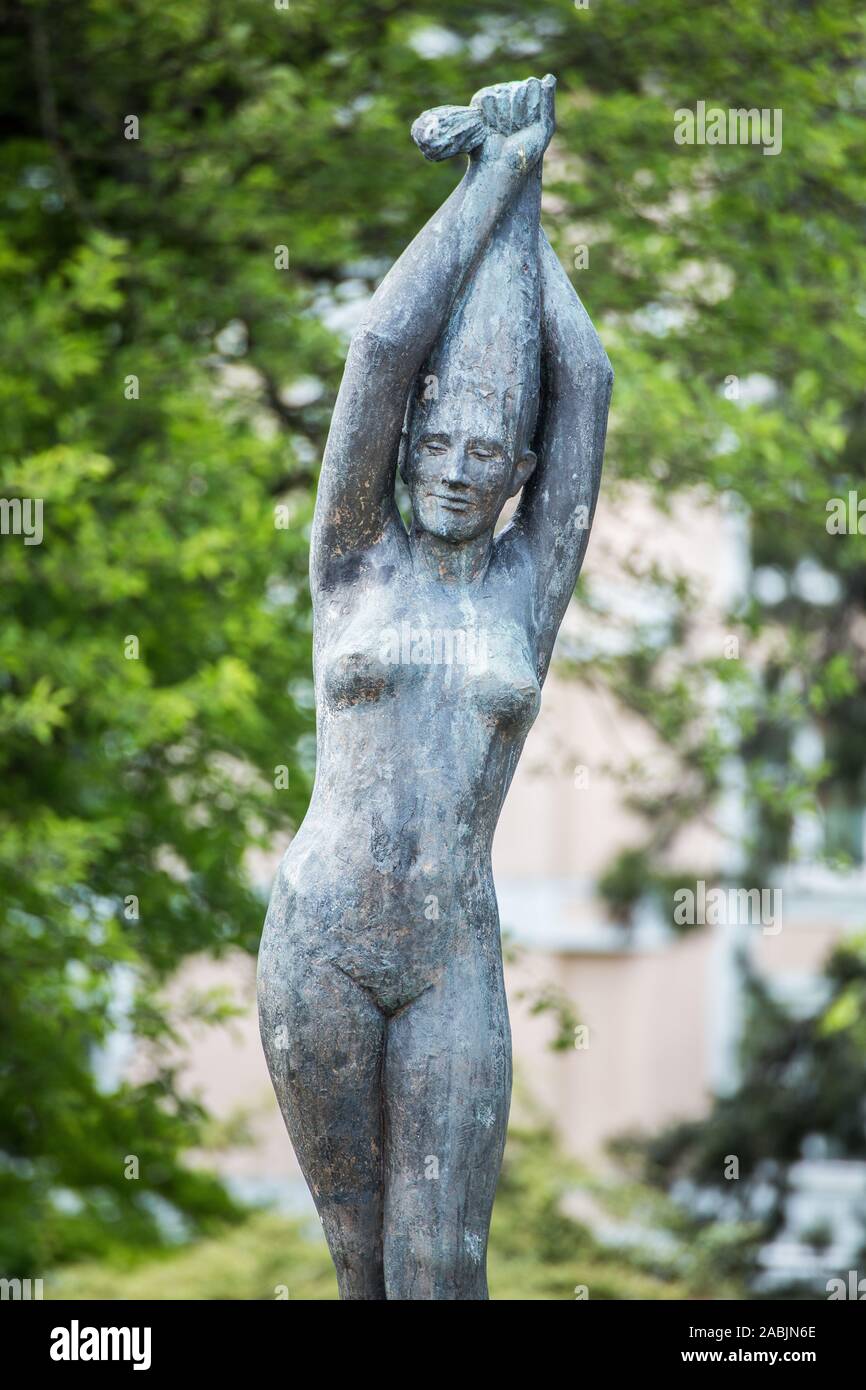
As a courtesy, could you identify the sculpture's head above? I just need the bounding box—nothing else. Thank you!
[398,132,543,544]
[401,375,537,542]
[401,75,552,547]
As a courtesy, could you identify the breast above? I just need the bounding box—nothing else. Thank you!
[318,609,541,731]
[469,654,541,732]
[321,645,398,709]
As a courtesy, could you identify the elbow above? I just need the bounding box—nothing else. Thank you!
[589,339,614,398]
[586,333,614,387]
[348,322,394,359]
[549,352,613,409]
[577,345,614,398]
[552,321,613,393]
[347,323,410,382]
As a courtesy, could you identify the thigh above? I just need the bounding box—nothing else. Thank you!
[258,925,387,1298]
[382,952,512,1300]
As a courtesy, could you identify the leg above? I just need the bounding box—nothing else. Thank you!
[258,945,387,1300]
[382,954,512,1300]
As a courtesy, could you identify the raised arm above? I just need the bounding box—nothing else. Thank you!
[511,230,613,670]
[312,81,555,592]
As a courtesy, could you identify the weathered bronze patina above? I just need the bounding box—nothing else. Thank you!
[258,76,613,1300]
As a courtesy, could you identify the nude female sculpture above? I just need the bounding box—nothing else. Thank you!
[258,75,613,1300]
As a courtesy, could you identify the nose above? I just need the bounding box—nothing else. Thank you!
[439,448,472,488]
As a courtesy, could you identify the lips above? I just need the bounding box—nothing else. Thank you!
[432,492,471,510]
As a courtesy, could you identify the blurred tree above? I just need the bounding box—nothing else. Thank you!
[1,0,864,1275]
[0,0,322,1270]
[630,936,866,1295]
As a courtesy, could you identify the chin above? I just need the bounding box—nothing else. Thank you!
[416,499,486,543]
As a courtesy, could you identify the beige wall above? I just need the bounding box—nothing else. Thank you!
[506,931,713,1161]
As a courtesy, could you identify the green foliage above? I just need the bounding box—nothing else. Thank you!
[1,0,317,1271]
[2,0,864,1283]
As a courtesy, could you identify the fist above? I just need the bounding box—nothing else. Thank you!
[471,74,556,170]
[411,74,556,170]
[470,75,556,138]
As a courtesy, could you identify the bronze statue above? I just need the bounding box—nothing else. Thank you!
[258,75,612,1300]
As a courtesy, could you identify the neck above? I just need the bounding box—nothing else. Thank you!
[410,524,493,585]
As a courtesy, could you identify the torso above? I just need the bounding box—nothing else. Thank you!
[267,529,542,1013]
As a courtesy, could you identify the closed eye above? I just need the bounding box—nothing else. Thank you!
[468,445,503,462]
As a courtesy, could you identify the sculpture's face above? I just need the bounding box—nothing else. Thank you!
[404,406,536,543]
